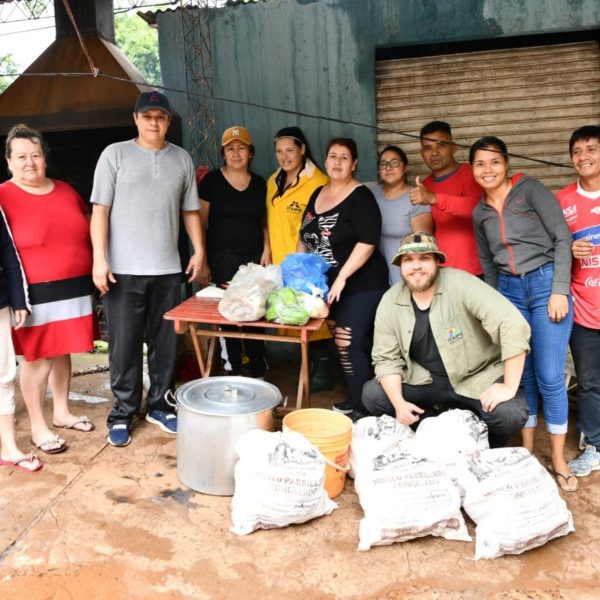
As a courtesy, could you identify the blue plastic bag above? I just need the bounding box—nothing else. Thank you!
[281,253,330,297]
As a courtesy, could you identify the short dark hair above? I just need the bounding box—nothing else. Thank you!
[468,136,508,164]
[420,121,452,140]
[569,125,600,155]
[5,123,49,160]
[326,137,358,162]
[378,145,408,166]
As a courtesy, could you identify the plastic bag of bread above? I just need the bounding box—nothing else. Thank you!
[218,263,281,321]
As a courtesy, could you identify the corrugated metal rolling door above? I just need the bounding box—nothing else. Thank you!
[376,41,600,191]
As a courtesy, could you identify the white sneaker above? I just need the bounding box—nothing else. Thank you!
[568,445,600,477]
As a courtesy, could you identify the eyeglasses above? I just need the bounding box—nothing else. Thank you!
[379,159,403,170]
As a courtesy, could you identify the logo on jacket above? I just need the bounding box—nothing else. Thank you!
[446,326,464,344]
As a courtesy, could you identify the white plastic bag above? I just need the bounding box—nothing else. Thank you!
[218,263,282,321]
[297,292,329,319]
[456,447,574,559]
[230,429,337,536]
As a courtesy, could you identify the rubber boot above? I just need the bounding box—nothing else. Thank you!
[309,347,335,393]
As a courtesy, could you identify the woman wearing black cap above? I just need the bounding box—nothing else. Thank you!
[266,127,334,392]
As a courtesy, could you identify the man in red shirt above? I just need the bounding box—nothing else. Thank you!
[409,121,483,275]
[557,125,600,477]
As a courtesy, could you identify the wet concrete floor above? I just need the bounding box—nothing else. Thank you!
[1,350,598,599]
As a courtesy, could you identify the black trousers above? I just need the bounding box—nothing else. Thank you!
[104,273,181,425]
[362,375,529,448]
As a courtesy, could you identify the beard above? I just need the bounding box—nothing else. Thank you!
[402,267,438,293]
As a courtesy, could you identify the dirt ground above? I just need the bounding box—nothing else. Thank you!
[0,350,598,600]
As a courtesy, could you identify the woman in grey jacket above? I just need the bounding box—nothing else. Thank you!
[471,136,576,492]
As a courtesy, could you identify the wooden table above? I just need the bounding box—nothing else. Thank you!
[164,296,325,410]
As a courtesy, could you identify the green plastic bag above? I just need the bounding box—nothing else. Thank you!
[266,288,310,326]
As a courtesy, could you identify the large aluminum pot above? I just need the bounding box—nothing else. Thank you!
[175,376,283,496]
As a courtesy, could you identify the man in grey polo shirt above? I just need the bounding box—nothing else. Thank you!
[90,90,204,447]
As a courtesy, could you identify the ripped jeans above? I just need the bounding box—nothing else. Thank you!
[328,288,387,412]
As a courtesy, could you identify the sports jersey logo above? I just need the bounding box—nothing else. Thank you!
[591,206,600,215]
[562,204,577,222]
[585,277,600,287]
[581,255,600,268]
[287,201,303,214]
[573,225,600,245]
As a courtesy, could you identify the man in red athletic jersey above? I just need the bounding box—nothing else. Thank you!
[557,125,600,478]
[409,121,483,276]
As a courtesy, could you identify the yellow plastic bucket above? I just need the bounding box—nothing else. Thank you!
[283,408,352,499]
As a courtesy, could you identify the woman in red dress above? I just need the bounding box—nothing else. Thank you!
[0,124,97,454]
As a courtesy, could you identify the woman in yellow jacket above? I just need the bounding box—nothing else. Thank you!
[266,127,333,391]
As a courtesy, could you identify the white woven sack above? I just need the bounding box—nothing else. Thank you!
[412,409,490,497]
[230,429,337,536]
[456,447,575,559]
[349,415,414,478]
[352,420,471,551]
[413,409,489,461]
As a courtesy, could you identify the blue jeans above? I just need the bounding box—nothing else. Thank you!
[498,265,573,434]
[570,323,600,450]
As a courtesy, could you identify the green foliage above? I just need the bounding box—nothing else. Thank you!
[22,0,50,19]
[115,13,162,86]
[0,53,19,94]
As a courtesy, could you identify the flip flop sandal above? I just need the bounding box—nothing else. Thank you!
[0,453,43,473]
[547,466,579,493]
[32,435,68,455]
[53,415,95,432]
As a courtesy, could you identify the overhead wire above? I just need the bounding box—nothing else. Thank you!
[0,1,576,169]
[0,67,575,169]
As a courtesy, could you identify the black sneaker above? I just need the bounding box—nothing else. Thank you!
[332,401,354,415]
[248,356,269,379]
[348,410,369,423]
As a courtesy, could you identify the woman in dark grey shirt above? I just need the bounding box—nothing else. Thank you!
[471,135,576,492]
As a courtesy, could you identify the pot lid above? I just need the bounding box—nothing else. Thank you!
[176,376,282,416]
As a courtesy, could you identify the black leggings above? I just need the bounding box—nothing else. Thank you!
[329,287,387,411]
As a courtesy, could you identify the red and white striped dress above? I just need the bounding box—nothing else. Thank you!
[0,179,97,360]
